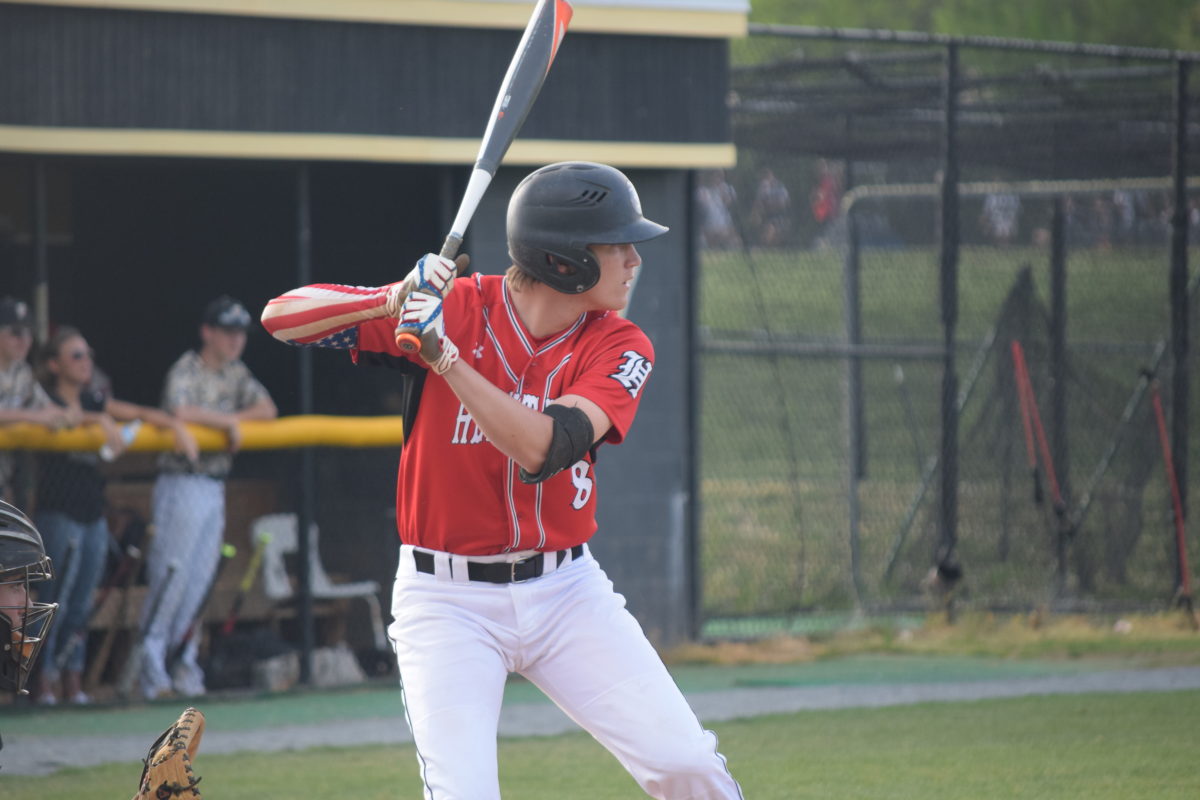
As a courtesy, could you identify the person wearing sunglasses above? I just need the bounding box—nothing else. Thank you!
[31,325,198,705]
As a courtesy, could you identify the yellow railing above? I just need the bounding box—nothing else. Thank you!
[0,415,405,451]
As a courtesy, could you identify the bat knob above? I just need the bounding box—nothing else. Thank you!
[395,330,422,353]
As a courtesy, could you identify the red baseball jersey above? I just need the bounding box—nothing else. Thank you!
[266,273,654,555]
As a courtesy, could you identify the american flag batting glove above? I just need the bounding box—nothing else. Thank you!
[398,291,459,375]
[387,252,469,317]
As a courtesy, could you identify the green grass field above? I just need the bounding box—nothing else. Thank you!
[8,689,1198,799]
[9,617,1200,798]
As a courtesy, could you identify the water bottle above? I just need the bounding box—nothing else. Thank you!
[99,420,143,462]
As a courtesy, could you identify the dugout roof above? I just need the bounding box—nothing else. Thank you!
[0,0,745,167]
[733,24,1200,181]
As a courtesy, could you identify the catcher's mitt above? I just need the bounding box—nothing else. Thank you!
[132,706,205,800]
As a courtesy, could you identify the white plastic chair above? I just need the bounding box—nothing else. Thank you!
[251,513,389,652]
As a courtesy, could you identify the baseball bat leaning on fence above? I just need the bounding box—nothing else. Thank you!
[1012,341,1042,504]
[395,0,574,352]
[166,543,237,675]
[219,530,270,637]
[1147,375,1198,628]
[1012,338,1080,598]
[85,530,148,690]
[116,559,179,700]
[1011,340,1066,514]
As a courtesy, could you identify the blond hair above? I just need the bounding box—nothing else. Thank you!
[505,264,539,292]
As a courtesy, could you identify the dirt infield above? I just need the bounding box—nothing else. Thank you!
[4,660,1199,776]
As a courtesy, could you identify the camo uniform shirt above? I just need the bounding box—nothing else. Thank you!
[0,359,52,490]
[157,350,271,479]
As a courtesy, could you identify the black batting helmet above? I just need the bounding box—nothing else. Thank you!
[507,162,669,294]
[1,500,57,695]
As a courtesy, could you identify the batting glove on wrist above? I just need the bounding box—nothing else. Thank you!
[387,253,469,316]
[397,291,459,374]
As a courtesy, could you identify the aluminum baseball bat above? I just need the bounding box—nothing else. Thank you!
[396,0,573,353]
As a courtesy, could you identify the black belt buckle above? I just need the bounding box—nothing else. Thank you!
[510,553,542,583]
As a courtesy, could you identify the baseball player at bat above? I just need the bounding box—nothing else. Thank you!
[262,163,742,799]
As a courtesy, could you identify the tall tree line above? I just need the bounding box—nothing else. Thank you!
[751,0,1200,51]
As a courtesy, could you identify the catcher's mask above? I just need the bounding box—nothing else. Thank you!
[507,162,669,294]
[0,500,57,695]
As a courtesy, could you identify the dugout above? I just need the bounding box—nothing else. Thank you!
[0,0,745,667]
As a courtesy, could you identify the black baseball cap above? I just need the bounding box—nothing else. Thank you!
[0,297,33,331]
[201,295,252,331]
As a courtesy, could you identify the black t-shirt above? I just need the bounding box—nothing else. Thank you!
[37,387,108,523]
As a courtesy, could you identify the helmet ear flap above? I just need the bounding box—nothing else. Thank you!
[549,253,573,277]
[514,247,598,294]
[548,252,592,281]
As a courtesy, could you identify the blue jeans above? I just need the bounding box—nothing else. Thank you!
[35,511,111,676]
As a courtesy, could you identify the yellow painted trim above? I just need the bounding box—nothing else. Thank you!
[0,125,737,168]
[0,415,406,451]
[1,0,748,38]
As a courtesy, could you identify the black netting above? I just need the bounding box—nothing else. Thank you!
[698,28,1200,636]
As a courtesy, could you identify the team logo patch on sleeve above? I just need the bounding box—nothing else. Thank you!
[609,350,653,398]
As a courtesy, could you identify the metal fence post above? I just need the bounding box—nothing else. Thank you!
[1049,196,1071,593]
[936,43,961,584]
[32,159,49,343]
[685,168,702,638]
[1170,58,1191,596]
[296,163,315,684]
[844,204,865,605]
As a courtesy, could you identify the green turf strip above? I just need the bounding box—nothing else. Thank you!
[8,655,1116,737]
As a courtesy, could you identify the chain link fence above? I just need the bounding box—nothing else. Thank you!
[698,27,1200,636]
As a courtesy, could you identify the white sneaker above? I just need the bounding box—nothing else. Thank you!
[172,663,207,697]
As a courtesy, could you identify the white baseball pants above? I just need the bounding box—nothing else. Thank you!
[140,473,225,697]
[389,544,743,800]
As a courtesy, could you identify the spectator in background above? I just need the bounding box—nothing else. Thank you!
[750,167,791,247]
[0,297,76,503]
[139,296,276,700]
[809,158,842,231]
[1089,195,1113,249]
[1112,189,1135,246]
[980,192,1020,246]
[697,169,740,249]
[31,326,197,706]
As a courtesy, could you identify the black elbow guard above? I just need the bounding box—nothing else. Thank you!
[519,404,595,484]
